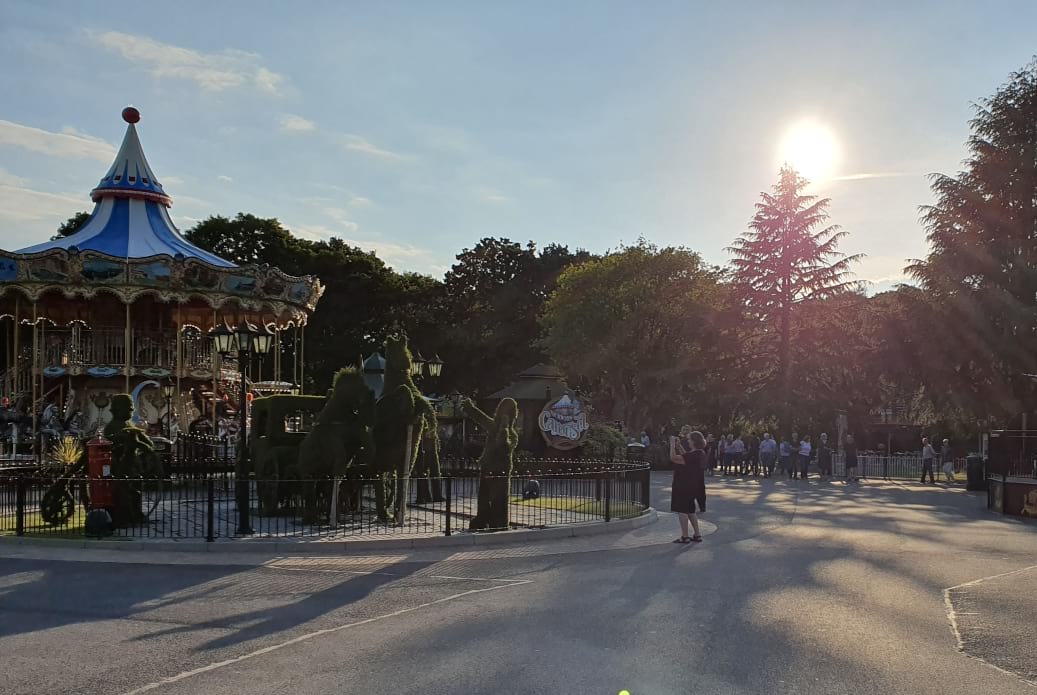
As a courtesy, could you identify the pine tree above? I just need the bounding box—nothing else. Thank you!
[908,60,1037,419]
[727,166,862,431]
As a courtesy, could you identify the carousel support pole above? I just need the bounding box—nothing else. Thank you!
[299,324,305,395]
[12,296,20,399]
[124,301,131,392]
[175,304,182,432]
[273,327,281,385]
[212,310,219,431]
[292,325,298,393]
[31,302,38,461]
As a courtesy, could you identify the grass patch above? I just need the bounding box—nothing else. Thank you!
[0,511,86,537]
[509,496,644,519]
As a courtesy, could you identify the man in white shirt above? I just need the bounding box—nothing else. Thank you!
[921,436,936,484]
[728,435,746,475]
[797,436,812,480]
[759,433,777,477]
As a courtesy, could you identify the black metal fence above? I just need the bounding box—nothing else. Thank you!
[0,453,651,541]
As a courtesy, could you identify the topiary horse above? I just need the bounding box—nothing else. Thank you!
[372,335,441,522]
[462,397,519,531]
[297,367,376,522]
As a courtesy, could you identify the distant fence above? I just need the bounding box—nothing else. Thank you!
[0,454,650,541]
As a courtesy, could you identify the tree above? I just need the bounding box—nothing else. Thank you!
[540,241,726,430]
[727,166,862,431]
[53,211,91,240]
[908,60,1037,422]
[439,238,589,395]
[185,215,444,394]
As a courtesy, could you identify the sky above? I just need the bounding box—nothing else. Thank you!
[1,1,1035,290]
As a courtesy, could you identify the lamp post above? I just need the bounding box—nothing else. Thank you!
[161,381,175,440]
[209,320,273,535]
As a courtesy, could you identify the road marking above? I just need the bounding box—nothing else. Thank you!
[261,564,527,583]
[943,563,1037,687]
[120,579,531,695]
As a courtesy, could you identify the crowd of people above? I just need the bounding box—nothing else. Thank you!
[664,428,959,545]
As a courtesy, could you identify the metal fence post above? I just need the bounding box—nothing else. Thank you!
[604,472,612,522]
[206,474,216,542]
[15,475,26,537]
[641,465,650,509]
[444,477,452,537]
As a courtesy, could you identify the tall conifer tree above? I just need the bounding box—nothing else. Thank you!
[728,166,862,431]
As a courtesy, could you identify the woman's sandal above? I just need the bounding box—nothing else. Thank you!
[690,535,703,542]
[673,537,691,544]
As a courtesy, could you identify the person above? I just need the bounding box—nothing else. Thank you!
[817,433,832,480]
[705,434,717,476]
[798,435,812,480]
[845,433,859,482]
[640,430,651,448]
[921,436,936,484]
[779,436,793,479]
[717,434,729,475]
[729,434,746,475]
[759,433,777,478]
[670,430,707,544]
[747,434,760,476]
[941,438,955,483]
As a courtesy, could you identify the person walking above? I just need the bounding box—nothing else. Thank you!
[798,435,812,480]
[759,433,777,478]
[921,436,936,484]
[817,433,833,480]
[844,433,859,482]
[941,438,955,483]
[729,434,747,475]
[780,436,793,479]
[670,430,707,544]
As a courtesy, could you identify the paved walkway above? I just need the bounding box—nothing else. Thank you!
[3,473,1036,695]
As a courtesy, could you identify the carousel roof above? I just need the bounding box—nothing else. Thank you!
[15,107,234,268]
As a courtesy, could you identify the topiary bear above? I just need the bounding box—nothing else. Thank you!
[103,393,159,526]
[462,397,519,531]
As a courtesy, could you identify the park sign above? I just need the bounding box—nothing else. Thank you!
[538,394,590,450]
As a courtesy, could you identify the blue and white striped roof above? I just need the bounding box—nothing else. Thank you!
[16,108,235,268]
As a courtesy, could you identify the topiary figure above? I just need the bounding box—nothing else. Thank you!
[297,367,376,522]
[372,335,441,522]
[462,397,519,531]
[103,393,158,527]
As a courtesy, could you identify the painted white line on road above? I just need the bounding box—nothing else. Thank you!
[261,564,527,583]
[942,563,1037,687]
[119,579,532,695]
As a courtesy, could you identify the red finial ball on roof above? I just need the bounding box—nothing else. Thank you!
[122,106,140,124]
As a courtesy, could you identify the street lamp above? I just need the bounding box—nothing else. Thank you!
[209,319,273,535]
[410,350,426,377]
[161,381,175,440]
[426,353,444,378]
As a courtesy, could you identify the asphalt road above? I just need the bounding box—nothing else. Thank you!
[2,473,1036,695]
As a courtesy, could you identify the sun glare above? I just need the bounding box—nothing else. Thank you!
[778,120,840,182]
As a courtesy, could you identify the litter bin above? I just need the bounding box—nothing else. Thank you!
[966,454,986,491]
[626,442,647,462]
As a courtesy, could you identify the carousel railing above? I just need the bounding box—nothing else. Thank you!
[37,329,214,371]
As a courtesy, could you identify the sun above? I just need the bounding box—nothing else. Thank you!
[778,120,840,182]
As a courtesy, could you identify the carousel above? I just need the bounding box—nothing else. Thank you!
[0,107,323,454]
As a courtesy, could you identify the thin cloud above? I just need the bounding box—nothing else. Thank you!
[831,171,918,181]
[216,175,233,183]
[279,114,316,133]
[342,135,407,161]
[89,30,286,95]
[0,120,115,162]
[290,221,434,271]
[0,168,27,187]
[0,182,86,224]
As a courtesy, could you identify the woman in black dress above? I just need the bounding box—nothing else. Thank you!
[670,430,707,543]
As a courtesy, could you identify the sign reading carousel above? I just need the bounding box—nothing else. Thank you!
[538,394,590,450]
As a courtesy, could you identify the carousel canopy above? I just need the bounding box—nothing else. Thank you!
[15,107,234,268]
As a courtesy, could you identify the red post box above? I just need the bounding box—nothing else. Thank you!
[86,435,113,510]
